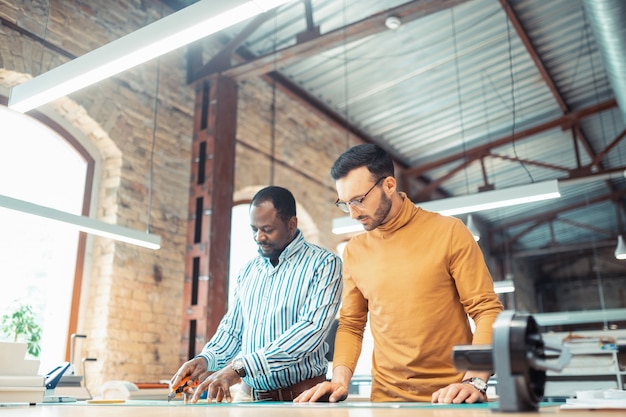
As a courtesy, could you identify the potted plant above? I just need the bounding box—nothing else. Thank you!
[1,302,42,357]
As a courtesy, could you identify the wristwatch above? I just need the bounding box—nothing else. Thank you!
[462,377,487,395]
[231,359,246,378]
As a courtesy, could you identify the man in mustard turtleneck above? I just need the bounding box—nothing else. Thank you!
[295,144,503,404]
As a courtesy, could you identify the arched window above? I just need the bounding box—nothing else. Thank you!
[0,105,93,374]
[227,195,322,310]
[228,203,258,308]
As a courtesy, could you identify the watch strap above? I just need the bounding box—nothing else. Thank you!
[462,377,487,395]
[231,359,246,378]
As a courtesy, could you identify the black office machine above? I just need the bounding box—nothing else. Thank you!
[452,311,571,412]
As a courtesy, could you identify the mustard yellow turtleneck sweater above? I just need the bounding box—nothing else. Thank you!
[333,194,503,402]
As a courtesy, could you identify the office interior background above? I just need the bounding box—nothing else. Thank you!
[1,0,625,395]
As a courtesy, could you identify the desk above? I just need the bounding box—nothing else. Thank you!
[0,401,621,417]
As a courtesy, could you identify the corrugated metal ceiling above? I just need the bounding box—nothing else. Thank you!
[179,0,626,279]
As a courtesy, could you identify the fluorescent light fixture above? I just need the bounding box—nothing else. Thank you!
[0,194,161,250]
[533,308,626,327]
[332,180,560,234]
[8,0,293,113]
[466,214,480,241]
[417,180,560,216]
[332,216,365,235]
[493,279,515,294]
[615,235,626,260]
[559,169,626,185]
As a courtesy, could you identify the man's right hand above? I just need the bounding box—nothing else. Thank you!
[169,356,212,399]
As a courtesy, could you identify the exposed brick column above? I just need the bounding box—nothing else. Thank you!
[181,74,237,362]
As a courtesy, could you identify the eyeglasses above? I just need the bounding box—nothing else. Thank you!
[334,177,385,213]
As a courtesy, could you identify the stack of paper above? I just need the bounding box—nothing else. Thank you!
[0,342,45,404]
[99,380,170,400]
[561,389,626,410]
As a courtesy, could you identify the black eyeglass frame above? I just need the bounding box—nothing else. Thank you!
[334,177,385,213]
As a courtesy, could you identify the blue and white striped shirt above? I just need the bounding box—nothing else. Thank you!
[197,230,343,390]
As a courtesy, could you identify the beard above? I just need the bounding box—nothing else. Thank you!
[257,244,284,260]
[362,192,392,231]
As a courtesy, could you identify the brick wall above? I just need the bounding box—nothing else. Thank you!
[1,0,358,393]
[235,76,361,250]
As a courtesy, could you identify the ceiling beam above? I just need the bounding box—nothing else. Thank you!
[490,167,626,250]
[187,24,404,164]
[500,0,598,163]
[264,71,406,163]
[489,152,570,173]
[499,0,569,113]
[494,186,626,232]
[563,165,626,183]
[404,98,617,178]
[414,155,480,201]
[557,217,614,237]
[590,127,626,168]
[221,0,471,79]
[508,219,548,246]
[190,11,277,81]
[512,238,616,258]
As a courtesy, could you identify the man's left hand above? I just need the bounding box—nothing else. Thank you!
[189,366,241,403]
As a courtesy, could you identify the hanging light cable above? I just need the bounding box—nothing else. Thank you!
[342,0,350,149]
[451,8,479,242]
[269,14,277,186]
[147,41,161,238]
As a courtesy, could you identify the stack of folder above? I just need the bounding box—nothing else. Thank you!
[0,342,45,404]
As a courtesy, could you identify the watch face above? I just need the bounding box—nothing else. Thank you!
[472,378,487,391]
[232,359,246,377]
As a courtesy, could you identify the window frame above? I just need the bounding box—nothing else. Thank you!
[1,96,95,362]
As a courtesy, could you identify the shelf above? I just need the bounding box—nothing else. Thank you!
[541,330,625,393]
[548,369,622,378]
[559,349,623,390]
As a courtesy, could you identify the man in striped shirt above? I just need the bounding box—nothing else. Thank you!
[170,186,343,403]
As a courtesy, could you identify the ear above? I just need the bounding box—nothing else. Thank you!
[289,216,298,233]
[382,176,397,195]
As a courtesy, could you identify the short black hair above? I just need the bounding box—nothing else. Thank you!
[251,186,297,223]
[330,143,394,180]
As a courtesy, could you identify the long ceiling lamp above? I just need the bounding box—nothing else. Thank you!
[0,194,161,250]
[332,179,560,234]
[4,0,293,249]
[493,279,515,294]
[8,0,293,113]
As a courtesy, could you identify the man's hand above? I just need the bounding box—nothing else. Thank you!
[170,357,211,399]
[190,365,241,403]
[294,365,352,403]
[293,380,348,403]
[431,382,487,404]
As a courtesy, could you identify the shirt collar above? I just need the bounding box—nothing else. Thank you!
[373,192,419,237]
[261,229,304,265]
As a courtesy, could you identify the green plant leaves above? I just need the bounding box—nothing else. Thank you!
[1,303,42,357]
